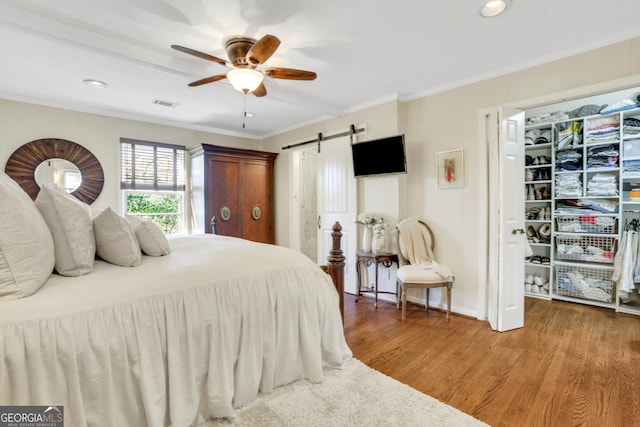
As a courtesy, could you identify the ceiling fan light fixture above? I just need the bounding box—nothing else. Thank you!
[479,0,510,17]
[227,68,264,93]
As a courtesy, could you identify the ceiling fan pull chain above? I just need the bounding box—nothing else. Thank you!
[243,92,247,129]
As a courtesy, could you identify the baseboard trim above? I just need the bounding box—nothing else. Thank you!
[347,292,479,319]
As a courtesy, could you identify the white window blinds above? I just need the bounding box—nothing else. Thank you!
[120,138,186,191]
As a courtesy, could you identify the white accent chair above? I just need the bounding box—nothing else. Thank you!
[396,218,454,322]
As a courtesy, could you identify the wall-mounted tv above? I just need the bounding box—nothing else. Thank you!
[351,134,407,177]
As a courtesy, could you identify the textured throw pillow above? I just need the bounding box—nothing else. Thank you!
[125,215,171,256]
[35,186,95,276]
[94,208,142,267]
[0,172,55,299]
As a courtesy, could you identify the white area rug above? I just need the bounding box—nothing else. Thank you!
[202,358,489,427]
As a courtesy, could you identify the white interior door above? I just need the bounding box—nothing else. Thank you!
[494,107,526,331]
[486,110,500,329]
[317,137,357,294]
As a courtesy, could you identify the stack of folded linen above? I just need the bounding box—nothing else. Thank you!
[575,199,619,214]
[525,111,569,126]
[555,173,582,198]
[555,149,583,171]
[555,199,619,215]
[586,145,618,169]
[623,159,640,178]
[585,116,620,144]
[600,99,638,115]
[623,117,640,137]
[554,206,596,215]
[586,173,618,196]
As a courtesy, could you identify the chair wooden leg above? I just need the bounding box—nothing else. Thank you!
[396,281,400,310]
[401,286,407,322]
[425,288,430,313]
[446,283,452,321]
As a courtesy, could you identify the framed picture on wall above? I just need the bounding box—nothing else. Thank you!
[436,149,464,189]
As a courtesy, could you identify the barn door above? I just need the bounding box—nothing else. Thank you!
[317,137,358,293]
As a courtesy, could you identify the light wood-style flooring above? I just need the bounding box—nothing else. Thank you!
[343,293,640,427]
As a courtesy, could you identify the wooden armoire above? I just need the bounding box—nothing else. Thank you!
[189,144,278,244]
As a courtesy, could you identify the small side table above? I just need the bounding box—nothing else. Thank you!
[355,251,399,308]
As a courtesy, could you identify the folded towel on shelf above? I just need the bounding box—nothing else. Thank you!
[600,99,638,115]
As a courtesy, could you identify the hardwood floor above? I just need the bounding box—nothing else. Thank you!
[343,293,640,427]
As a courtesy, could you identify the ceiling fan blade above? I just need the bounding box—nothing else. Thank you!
[252,82,267,97]
[264,67,317,80]
[188,74,227,87]
[246,35,281,66]
[171,45,229,67]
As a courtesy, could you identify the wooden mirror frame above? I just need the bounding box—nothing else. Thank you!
[5,138,104,204]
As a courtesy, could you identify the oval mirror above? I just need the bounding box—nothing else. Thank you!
[34,158,83,193]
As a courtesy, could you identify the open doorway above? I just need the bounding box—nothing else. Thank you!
[481,79,640,330]
[298,148,318,261]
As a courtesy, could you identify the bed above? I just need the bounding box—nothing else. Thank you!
[0,172,351,426]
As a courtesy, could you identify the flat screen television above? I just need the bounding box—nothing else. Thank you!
[351,134,407,177]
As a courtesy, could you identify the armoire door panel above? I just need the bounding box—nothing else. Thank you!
[242,161,272,243]
[208,157,241,237]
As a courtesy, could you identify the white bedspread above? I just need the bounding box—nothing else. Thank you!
[0,234,352,426]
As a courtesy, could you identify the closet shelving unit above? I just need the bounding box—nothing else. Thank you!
[552,113,620,310]
[525,108,640,315]
[524,124,553,300]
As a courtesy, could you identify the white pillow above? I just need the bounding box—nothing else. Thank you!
[94,208,141,267]
[125,215,171,256]
[0,172,55,299]
[35,186,95,277]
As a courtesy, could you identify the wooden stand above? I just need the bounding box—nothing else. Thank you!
[355,251,399,308]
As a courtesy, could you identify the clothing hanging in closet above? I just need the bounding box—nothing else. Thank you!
[612,219,640,300]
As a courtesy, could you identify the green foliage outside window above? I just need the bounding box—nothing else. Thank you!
[126,192,181,234]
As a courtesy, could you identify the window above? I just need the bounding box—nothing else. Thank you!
[120,138,186,233]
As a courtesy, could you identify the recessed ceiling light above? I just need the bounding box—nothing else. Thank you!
[480,0,510,17]
[83,79,108,89]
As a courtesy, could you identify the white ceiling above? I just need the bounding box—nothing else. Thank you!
[2,0,640,138]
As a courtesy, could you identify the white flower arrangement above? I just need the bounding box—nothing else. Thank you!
[372,222,390,237]
[356,212,383,227]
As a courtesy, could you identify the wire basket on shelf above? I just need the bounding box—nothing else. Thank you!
[555,215,617,234]
[554,264,614,303]
[555,235,616,263]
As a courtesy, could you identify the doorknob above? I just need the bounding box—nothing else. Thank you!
[511,228,525,235]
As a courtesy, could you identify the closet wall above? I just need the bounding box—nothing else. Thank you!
[524,86,640,315]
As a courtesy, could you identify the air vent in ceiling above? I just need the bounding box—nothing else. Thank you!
[153,99,179,108]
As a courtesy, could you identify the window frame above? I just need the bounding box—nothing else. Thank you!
[120,138,187,233]
[120,138,186,191]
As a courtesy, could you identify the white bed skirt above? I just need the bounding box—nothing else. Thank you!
[0,235,352,426]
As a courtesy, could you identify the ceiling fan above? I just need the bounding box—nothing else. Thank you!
[171,34,317,97]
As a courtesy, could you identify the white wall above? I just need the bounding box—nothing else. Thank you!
[360,175,404,295]
[0,99,258,228]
